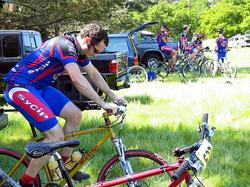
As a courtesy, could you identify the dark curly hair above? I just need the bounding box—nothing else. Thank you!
[80,23,109,46]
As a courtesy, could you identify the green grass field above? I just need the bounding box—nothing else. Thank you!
[0,48,250,186]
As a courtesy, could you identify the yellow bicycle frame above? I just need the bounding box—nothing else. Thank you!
[1,113,120,187]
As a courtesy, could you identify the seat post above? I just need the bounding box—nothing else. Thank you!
[29,123,38,138]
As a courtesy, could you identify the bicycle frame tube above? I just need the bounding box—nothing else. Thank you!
[59,126,116,186]
[88,162,190,187]
[0,153,27,186]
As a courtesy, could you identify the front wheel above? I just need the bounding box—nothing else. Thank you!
[156,63,169,81]
[97,149,172,186]
[0,148,41,187]
[202,60,214,78]
[182,62,201,80]
[127,66,148,83]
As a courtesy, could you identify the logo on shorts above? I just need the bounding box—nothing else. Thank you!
[17,93,49,119]
[8,88,53,122]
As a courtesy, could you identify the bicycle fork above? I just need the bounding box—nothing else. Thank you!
[112,138,137,187]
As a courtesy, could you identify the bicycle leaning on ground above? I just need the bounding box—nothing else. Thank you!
[7,112,215,187]
[0,105,170,187]
[148,52,201,81]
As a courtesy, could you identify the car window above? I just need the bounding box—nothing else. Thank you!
[106,37,129,52]
[2,35,20,57]
[30,37,36,50]
[22,33,32,53]
[35,34,42,47]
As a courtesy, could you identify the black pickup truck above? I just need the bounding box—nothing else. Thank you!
[0,30,129,110]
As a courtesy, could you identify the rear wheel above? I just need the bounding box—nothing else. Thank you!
[97,149,172,186]
[222,62,237,78]
[182,62,201,80]
[127,66,148,83]
[0,148,41,187]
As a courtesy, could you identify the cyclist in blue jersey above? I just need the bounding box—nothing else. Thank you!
[213,28,228,77]
[178,25,190,54]
[156,24,168,44]
[157,25,177,70]
[4,23,124,187]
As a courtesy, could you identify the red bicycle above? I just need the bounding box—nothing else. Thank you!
[88,113,215,187]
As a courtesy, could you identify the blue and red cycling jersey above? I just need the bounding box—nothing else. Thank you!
[179,32,189,50]
[4,35,90,132]
[185,40,202,54]
[156,31,166,44]
[5,35,90,88]
[215,36,228,56]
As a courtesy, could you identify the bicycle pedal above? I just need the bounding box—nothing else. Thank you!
[72,171,90,182]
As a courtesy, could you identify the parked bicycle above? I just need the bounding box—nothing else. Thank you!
[148,52,201,81]
[203,56,237,79]
[0,105,168,187]
[194,47,213,76]
[127,65,148,83]
[88,113,215,187]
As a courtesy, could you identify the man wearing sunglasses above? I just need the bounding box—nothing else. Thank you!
[4,23,124,187]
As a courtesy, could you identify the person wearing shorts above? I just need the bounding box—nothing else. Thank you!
[213,28,228,77]
[4,23,124,187]
[179,25,190,54]
[159,35,177,69]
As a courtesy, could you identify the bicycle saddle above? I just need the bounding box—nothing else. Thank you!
[25,139,80,158]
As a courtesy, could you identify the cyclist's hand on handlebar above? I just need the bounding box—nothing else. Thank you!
[111,96,126,106]
[102,103,118,115]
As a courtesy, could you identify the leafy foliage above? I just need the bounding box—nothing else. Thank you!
[0,0,249,39]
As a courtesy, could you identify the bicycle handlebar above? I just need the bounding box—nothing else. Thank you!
[201,113,208,140]
[103,104,127,119]
[173,113,215,181]
[172,160,190,180]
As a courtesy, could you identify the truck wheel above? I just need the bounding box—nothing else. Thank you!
[144,54,162,68]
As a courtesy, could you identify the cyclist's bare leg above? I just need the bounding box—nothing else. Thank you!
[213,55,219,77]
[168,58,173,68]
[59,101,82,157]
[188,50,198,62]
[25,124,64,177]
[171,50,177,66]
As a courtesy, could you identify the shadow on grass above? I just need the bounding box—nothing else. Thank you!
[124,95,154,105]
[158,73,200,84]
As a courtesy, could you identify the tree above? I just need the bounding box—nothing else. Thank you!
[198,1,246,37]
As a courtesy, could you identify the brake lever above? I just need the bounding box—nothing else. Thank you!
[116,99,127,107]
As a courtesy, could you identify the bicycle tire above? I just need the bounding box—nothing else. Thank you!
[156,63,169,81]
[202,60,214,78]
[97,149,172,187]
[182,62,201,80]
[127,66,148,83]
[223,62,237,79]
[0,148,41,187]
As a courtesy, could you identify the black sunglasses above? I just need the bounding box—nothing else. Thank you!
[91,42,101,54]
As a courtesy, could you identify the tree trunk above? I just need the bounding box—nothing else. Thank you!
[55,23,60,36]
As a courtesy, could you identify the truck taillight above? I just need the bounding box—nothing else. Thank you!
[109,60,118,73]
[134,55,139,66]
